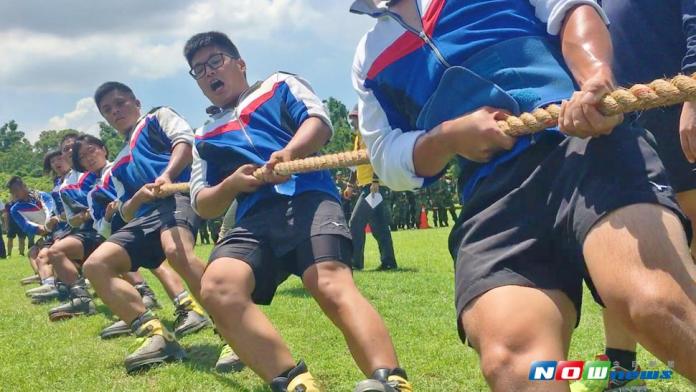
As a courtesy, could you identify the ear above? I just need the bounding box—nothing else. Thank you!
[135,99,142,109]
[237,58,246,73]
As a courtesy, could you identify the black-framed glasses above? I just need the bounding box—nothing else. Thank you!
[189,53,235,80]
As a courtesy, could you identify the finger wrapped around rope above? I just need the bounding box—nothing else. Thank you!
[498,72,696,136]
[156,149,370,196]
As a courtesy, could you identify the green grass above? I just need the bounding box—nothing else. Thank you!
[0,228,693,391]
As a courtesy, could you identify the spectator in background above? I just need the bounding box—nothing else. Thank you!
[0,198,6,258]
[347,104,397,270]
[5,196,28,257]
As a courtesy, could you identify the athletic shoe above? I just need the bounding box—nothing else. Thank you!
[270,360,322,392]
[30,285,69,304]
[26,283,55,297]
[354,368,412,392]
[570,354,648,392]
[215,343,245,373]
[20,274,41,285]
[135,283,161,310]
[375,264,398,271]
[48,285,96,321]
[124,318,185,373]
[173,298,210,337]
[100,319,132,339]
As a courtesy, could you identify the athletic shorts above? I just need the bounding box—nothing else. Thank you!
[107,193,200,272]
[209,191,352,305]
[65,229,104,263]
[635,107,696,193]
[6,222,25,239]
[450,122,690,343]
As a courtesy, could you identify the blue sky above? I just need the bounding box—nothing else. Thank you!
[0,1,374,141]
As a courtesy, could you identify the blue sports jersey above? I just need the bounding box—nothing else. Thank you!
[59,169,98,230]
[350,0,608,198]
[87,161,127,238]
[50,175,71,238]
[9,192,56,236]
[109,106,195,219]
[190,72,338,221]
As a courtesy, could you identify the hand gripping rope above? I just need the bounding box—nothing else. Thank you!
[158,73,696,197]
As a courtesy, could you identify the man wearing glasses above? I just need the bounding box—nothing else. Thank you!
[183,31,411,392]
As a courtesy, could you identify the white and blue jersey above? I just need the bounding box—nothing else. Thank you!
[351,0,608,199]
[9,192,56,236]
[110,106,194,219]
[50,175,71,238]
[87,161,125,238]
[190,72,338,221]
[59,169,98,230]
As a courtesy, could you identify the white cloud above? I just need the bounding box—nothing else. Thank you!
[42,97,102,136]
[0,0,357,92]
[3,1,375,142]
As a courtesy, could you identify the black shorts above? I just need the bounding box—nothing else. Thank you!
[107,194,200,272]
[450,122,690,343]
[635,107,696,193]
[34,235,55,250]
[6,222,25,239]
[65,229,104,263]
[209,191,352,305]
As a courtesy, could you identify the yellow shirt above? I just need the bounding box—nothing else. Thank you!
[353,133,377,187]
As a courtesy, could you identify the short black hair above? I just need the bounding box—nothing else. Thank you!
[43,150,63,175]
[183,31,240,65]
[6,176,23,189]
[71,134,108,172]
[94,81,136,108]
[59,132,80,148]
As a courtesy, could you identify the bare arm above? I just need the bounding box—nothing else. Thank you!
[557,5,623,138]
[155,143,193,185]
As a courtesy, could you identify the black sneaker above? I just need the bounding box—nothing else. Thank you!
[375,264,398,271]
[354,368,412,392]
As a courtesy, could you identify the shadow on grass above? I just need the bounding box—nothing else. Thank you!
[95,303,114,317]
[180,343,266,391]
[356,267,419,274]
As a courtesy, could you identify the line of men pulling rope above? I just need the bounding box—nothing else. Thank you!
[7,1,696,392]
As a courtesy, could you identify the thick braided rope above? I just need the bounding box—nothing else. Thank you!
[499,73,696,136]
[157,149,369,196]
[158,73,696,196]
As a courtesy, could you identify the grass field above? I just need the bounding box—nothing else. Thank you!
[0,228,693,391]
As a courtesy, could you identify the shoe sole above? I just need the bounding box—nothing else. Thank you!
[100,328,132,340]
[354,380,394,392]
[215,360,246,373]
[31,296,59,304]
[20,279,41,285]
[49,308,96,322]
[175,318,210,338]
[125,347,187,374]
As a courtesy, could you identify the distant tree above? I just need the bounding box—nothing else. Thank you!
[0,120,28,152]
[321,97,354,155]
[99,122,124,160]
[34,129,80,154]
